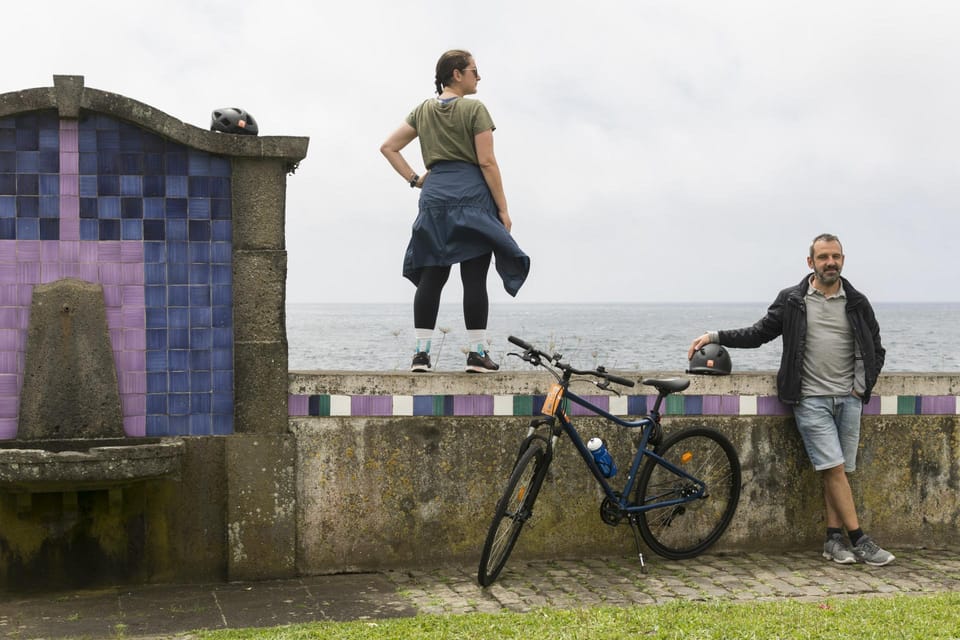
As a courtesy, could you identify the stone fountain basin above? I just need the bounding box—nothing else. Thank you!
[0,437,183,492]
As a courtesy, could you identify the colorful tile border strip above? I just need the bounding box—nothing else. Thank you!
[288,393,960,417]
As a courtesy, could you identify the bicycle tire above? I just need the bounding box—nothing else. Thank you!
[633,427,741,559]
[477,438,550,586]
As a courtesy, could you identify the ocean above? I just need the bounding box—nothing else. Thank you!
[287,302,960,373]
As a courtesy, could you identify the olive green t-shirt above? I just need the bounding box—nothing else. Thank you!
[405,97,495,168]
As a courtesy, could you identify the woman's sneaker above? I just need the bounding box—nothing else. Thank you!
[465,351,499,373]
[822,533,856,564]
[851,535,895,566]
[410,352,432,373]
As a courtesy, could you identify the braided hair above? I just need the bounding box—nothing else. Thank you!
[434,49,473,95]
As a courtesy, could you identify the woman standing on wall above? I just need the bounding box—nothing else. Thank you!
[381,49,530,373]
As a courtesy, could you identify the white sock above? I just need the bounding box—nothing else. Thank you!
[466,330,486,354]
[415,328,433,354]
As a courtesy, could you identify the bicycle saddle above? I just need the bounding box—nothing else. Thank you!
[641,378,691,394]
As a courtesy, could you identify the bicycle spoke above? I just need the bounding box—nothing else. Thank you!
[634,428,741,559]
[478,441,550,586]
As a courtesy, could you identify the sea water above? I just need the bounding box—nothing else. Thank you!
[287,302,960,372]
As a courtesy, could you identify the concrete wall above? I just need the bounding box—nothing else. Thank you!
[289,371,960,574]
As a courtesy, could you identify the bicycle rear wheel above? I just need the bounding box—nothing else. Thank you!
[633,427,741,559]
[477,438,550,586]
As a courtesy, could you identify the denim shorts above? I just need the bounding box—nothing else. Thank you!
[792,395,862,472]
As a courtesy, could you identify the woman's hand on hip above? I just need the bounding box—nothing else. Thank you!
[499,210,512,232]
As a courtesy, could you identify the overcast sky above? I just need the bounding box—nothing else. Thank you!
[5,0,958,304]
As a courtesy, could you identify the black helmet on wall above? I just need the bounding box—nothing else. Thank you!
[687,343,732,375]
[210,108,259,135]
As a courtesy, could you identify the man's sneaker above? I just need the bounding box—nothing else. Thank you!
[851,535,895,566]
[465,351,499,373]
[410,351,432,373]
[822,533,856,564]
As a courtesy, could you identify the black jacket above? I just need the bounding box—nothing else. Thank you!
[718,275,885,404]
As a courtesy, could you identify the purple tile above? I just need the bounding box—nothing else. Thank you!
[0,246,13,264]
[80,242,98,263]
[18,262,40,284]
[121,263,144,285]
[0,285,15,306]
[59,263,81,279]
[98,241,121,263]
[0,330,18,351]
[453,394,494,415]
[59,218,80,241]
[0,265,15,283]
[120,242,143,263]
[105,307,122,327]
[17,285,31,306]
[0,351,23,373]
[126,350,145,370]
[0,352,17,374]
[351,395,392,416]
[757,396,791,416]
[122,307,144,329]
[288,395,309,416]
[862,396,881,415]
[59,151,79,174]
[80,263,98,281]
[100,263,122,285]
[0,418,16,440]
[0,395,18,418]
[103,285,121,307]
[60,196,79,217]
[569,395,609,416]
[920,396,957,415]
[123,414,146,437]
[40,241,59,262]
[60,174,79,197]
[0,373,18,395]
[121,393,146,415]
[720,396,740,414]
[121,285,144,305]
[123,328,146,350]
[17,241,41,262]
[60,121,79,151]
[701,395,740,415]
[0,308,17,328]
[40,263,61,283]
[60,241,80,263]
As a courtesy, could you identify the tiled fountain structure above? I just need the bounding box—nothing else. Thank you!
[0,76,307,590]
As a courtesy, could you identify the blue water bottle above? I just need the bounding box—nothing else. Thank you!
[587,437,617,478]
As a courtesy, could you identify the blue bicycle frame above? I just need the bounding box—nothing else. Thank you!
[531,384,707,515]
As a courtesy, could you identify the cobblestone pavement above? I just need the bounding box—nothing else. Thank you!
[389,548,960,616]
[1,548,958,639]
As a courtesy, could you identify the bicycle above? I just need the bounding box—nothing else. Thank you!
[477,336,742,587]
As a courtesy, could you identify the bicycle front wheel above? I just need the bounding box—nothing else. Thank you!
[477,438,550,586]
[634,427,741,559]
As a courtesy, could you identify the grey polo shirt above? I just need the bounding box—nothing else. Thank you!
[801,278,857,398]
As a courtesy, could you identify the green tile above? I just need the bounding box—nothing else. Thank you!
[513,395,534,416]
[897,396,917,415]
[665,395,685,415]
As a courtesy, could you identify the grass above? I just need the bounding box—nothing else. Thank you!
[195,593,960,639]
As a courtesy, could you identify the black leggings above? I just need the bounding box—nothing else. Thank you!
[413,253,491,330]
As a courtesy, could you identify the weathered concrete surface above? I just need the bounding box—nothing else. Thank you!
[0,438,183,492]
[225,434,297,581]
[291,371,960,575]
[18,279,123,440]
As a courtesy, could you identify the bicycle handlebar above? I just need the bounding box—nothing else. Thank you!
[507,335,636,388]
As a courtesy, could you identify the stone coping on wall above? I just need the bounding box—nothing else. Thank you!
[0,76,308,166]
[288,371,960,418]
